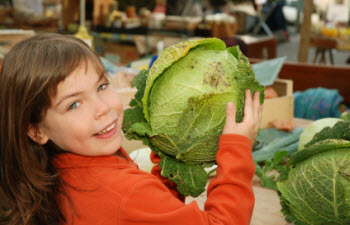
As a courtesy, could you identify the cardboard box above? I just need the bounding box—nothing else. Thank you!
[260,79,294,129]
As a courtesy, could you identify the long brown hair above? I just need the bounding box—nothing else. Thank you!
[0,33,106,225]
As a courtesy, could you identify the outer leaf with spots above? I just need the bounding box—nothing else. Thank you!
[123,38,264,197]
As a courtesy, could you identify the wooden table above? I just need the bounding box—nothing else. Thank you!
[310,35,350,64]
[310,35,337,64]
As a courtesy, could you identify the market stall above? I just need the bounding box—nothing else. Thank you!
[0,0,350,224]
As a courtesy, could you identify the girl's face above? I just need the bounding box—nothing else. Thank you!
[34,62,124,156]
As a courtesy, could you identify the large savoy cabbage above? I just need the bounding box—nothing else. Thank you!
[123,38,265,197]
[277,121,350,225]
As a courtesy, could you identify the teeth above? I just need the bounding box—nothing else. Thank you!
[97,123,115,135]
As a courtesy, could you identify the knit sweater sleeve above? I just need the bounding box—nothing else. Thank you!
[119,134,255,225]
[204,134,255,224]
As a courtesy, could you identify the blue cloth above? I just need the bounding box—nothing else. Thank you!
[294,87,343,120]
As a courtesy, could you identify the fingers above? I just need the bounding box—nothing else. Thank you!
[258,104,263,127]
[222,102,237,135]
[225,102,236,126]
[243,90,262,124]
[253,91,260,121]
[243,90,253,122]
[222,90,263,141]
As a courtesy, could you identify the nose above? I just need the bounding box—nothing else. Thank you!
[94,95,111,119]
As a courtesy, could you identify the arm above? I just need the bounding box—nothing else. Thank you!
[204,134,255,224]
[203,90,262,224]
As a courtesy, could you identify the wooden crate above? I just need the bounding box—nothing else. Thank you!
[260,79,294,129]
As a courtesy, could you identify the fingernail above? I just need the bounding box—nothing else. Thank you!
[227,102,233,108]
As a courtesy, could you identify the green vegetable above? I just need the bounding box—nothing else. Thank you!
[253,127,302,190]
[254,151,289,190]
[298,117,342,150]
[341,111,350,121]
[277,121,350,225]
[253,127,302,162]
[123,38,264,197]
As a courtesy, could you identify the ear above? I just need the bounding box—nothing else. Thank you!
[27,124,49,145]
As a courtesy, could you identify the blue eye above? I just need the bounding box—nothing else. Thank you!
[68,102,80,110]
[98,83,109,91]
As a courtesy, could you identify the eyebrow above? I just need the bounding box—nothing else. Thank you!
[55,75,106,108]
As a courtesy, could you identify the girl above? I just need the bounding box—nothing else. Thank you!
[0,33,262,225]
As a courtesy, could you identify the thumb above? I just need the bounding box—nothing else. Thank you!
[225,102,236,126]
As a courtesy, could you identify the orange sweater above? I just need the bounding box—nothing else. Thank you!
[53,134,255,225]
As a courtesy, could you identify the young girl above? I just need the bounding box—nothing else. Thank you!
[0,33,262,225]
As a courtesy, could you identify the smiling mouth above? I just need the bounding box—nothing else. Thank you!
[96,122,116,135]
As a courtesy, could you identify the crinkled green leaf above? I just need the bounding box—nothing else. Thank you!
[277,148,350,225]
[227,46,264,104]
[305,121,350,148]
[289,139,350,166]
[122,69,148,132]
[149,92,235,164]
[174,92,234,163]
[158,152,208,197]
[129,69,148,108]
[298,118,342,150]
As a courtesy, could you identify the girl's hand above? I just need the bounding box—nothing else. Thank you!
[222,90,263,143]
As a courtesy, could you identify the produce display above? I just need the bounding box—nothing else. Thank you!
[297,117,342,150]
[253,127,302,163]
[123,38,264,197]
[277,120,350,225]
